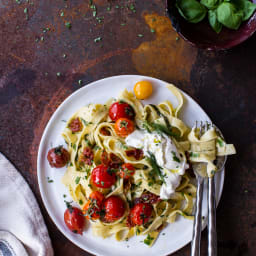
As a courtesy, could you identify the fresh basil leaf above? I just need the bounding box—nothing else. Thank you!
[217,2,243,29]
[208,9,223,33]
[233,0,256,21]
[201,0,222,9]
[176,0,207,23]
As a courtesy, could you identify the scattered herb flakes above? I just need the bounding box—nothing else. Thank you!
[75,176,81,184]
[63,53,67,58]
[63,194,67,198]
[217,138,224,147]
[121,23,126,26]
[61,119,67,123]
[78,79,83,85]
[60,11,64,17]
[40,36,44,41]
[79,199,83,205]
[144,234,154,246]
[93,10,97,17]
[171,151,181,163]
[24,7,29,20]
[16,0,21,4]
[189,152,200,158]
[176,37,180,41]
[56,72,61,77]
[244,190,248,193]
[47,177,54,183]
[107,6,111,11]
[115,5,119,9]
[129,4,136,13]
[138,34,144,37]
[96,16,104,23]
[65,22,72,29]
[94,36,102,42]
[150,28,155,33]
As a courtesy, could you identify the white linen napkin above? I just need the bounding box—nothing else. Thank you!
[0,153,54,256]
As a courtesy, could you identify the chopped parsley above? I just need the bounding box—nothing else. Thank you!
[65,22,72,29]
[216,138,224,147]
[81,118,92,126]
[71,143,77,150]
[129,4,136,13]
[171,151,181,163]
[79,199,83,205]
[144,234,154,245]
[47,177,54,183]
[75,176,81,184]
[189,152,200,158]
[150,28,155,33]
[138,34,144,38]
[94,37,102,43]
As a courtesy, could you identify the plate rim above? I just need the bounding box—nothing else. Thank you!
[37,75,225,256]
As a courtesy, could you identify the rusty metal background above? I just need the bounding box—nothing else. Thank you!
[0,0,256,255]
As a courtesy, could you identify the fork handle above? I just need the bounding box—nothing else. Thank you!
[208,177,217,256]
[191,175,204,256]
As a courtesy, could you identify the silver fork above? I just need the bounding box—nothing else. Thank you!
[191,121,208,256]
[208,126,227,256]
[191,122,227,256]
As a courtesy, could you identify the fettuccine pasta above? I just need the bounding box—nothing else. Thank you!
[59,83,235,246]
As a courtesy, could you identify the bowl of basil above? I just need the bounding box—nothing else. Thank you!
[166,0,256,50]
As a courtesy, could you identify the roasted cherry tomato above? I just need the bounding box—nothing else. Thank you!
[130,203,152,226]
[114,118,135,138]
[109,102,135,121]
[47,146,70,168]
[83,191,105,220]
[91,164,116,188]
[134,192,161,205]
[100,127,111,136]
[134,81,153,100]
[80,147,94,166]
[64,207,85,234]
[119,163,135,179]
[125,148,144,160]
[68,117,83,132]
[103,196,125,222]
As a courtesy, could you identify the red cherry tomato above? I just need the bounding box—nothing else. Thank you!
[114,118,135,138]
[64,207,85,234]
[109,102,135,121]
[47,146,70,168]
[83,191,105,220]
[69,117,83,132]
[103,196,125,222]
[119,163,135,179]
[91,164,116,188]
[130,203,152,226]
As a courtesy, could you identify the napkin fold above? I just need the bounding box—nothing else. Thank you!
[0,153,54,256]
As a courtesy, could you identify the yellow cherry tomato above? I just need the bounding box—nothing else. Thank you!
[134,81,153,100]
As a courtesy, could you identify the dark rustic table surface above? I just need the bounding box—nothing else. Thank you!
[0,0,255,256]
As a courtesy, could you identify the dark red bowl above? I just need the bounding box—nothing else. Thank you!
[166,0,256,50]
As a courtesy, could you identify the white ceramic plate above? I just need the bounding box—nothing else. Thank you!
[37,75,224,256]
